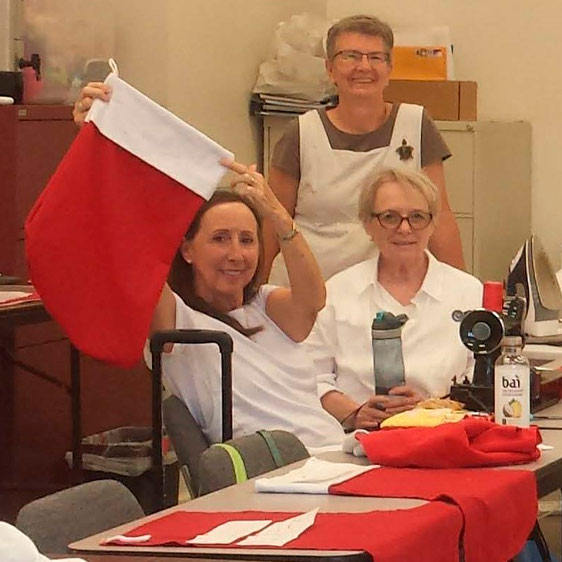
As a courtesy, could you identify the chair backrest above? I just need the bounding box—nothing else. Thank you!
[163,394,210,498]
[198,429,309,496]
[15,479,144,554]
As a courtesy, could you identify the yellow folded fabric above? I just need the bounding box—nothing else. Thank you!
[380,408,467,429]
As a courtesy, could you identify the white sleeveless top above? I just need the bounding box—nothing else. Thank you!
[270,103,423,286]
[147,287,345,452]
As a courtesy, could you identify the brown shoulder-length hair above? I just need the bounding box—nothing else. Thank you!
[168,189,264,337]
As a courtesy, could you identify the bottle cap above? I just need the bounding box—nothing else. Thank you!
[502,335,523,346]
[483,281,503,312]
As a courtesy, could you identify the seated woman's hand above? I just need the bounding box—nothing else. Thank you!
[353,386,422,429]
[383,385,423,415]
[353,395,393,429]
[73,82,112,127]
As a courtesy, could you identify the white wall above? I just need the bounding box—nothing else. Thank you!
[328,0,562,267]
[112,0,326,170]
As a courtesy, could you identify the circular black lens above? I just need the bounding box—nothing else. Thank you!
[472,321,492,341]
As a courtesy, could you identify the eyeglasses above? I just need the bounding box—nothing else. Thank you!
[333,50,390,67]
[370,210,433,230]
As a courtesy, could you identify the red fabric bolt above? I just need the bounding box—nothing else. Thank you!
[483,280,504,312]
[26,123,204,367]
[105,507,464,562]
[330,467,537,562]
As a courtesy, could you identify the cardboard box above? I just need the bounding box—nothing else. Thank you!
[384,80,477,121]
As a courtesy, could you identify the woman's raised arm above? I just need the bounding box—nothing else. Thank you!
[223,160,325,342]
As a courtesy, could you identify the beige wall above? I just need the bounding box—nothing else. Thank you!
[112,0,326,172]
[328,0,562,267]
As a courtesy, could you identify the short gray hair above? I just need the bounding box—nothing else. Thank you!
[358,167,441,225]
[326,15,394,60]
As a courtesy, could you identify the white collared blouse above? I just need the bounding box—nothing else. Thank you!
[308,251,483,401]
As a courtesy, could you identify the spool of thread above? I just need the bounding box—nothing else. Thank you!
[483,281,503,312]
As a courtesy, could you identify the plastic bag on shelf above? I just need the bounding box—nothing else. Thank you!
[253,12,335,102]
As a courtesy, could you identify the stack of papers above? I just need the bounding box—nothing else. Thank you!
[250,93,336,116]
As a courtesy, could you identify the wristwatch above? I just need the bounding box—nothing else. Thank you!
[278,220,299,243]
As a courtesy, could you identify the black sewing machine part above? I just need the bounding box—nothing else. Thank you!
[450,300,553,413]
[456,309,504,356]
[502,294,527,337]
[449,308,503,410]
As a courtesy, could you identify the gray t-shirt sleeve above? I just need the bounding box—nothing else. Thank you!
[271,117,301,180]
[421,108,451,167]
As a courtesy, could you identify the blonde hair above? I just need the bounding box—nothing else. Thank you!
[358,167,441,225]
[326,15,394,60]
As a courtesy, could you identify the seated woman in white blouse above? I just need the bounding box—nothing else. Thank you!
[306,167,483,431]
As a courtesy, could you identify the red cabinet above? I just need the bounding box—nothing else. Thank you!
[0,105,77,278]
[0,106,152,522]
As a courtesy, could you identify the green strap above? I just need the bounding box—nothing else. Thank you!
[257,429,284,468]
[213,443,247,483]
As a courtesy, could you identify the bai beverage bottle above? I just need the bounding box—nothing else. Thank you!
[494,336,530,427]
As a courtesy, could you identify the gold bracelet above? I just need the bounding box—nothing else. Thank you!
[278,220,299,243]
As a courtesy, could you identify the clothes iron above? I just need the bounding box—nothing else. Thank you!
[506,236,562,337]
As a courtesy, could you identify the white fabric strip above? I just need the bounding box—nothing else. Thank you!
[238,509,318,546]
[86,72,233,200]
[254,457,378,494]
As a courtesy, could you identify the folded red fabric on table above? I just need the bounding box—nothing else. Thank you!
[104,506,464,562]
[330,466,537,562]
[357,417,541,468]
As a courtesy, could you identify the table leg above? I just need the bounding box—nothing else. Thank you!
[70,343,82,484]
[0,327,15,483]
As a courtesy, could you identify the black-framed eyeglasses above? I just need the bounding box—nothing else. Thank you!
[370,210,433,230]
[333,50,390,66]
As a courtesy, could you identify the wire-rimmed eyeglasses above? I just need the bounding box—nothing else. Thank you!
[333,50,390,67]
[370,210,433,230]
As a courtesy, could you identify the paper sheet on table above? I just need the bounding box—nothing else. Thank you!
[255,457,378,494]
[0,291,40,308]
[187,520,272,545]
[103,534,151,544]
[238,509,318,546]
[0,291,28,301]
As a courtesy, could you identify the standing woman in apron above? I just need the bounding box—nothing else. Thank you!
[265,14,464,286]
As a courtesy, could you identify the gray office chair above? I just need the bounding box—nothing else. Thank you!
[163,394,210,498]
[15,479,144,554]
[198,429,310,496]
